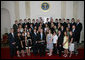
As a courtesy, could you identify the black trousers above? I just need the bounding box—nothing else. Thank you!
[53,44,57,55]
[32,44,38,55]
[10,46,16,58]
[76,33,80,43]
[38,43,46,56]
[57,44,62,56]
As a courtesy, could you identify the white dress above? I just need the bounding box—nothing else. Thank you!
[69,43,74,51]
[47,34,53,49]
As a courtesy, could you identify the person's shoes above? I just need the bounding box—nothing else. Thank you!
[49,54,52,56]
[22,54,25,57]
[27,53,29,56]
[17,55,21,57]
[59,55,61,57]
[27,53,31,56]
[64,55,68,57]
[10,56,14,58]
[63,54,65,57]
[47,53,49,55]
[69,55,72,57]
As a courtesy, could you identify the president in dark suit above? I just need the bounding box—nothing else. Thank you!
[37,29,46,56]
[8,28,16,58]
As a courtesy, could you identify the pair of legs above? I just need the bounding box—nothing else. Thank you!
[10,47,16,58]
[53,44,57,55]
[63,49,68,57]
[26,47,31,56]
[57,45,62,56]
[17,50,20,57]
[74,42,78,55]
[48,49,53,56]
[32,44,38,56]
[69,51,73,57]
[38,43,46,56]
[17,49,25,57]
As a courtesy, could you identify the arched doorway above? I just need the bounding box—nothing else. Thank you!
[1,8,11,39]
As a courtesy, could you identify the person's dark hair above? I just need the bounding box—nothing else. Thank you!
[55,18,58,20]
[67,19,69,21]
[59,19,61,21]
[17,32,21,37]
[53,31,56,34]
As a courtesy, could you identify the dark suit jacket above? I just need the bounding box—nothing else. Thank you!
[35,23,39,29]
[62,22,67,30]
[37,32,46,44]
[57,34,63,45]
[72,29,77,42]
[8,33,16,48]
[70,22,76,30]
[22,23,27,28]
[76,22,82,33]
[13,24,18,33]
[27,22,30,28]
[54,22,58,28]
[70,22,76,27]
[32,32,38,45]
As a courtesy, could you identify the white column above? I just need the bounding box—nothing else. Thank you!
[77,1,84,43]
[19,1,26,20]
[66,1,73,20]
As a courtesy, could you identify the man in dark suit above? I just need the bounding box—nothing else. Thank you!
[57,30,63,56]
[46,18,50,28]
[22,19,28,28]
[18,19,23,26]
[32,19,36,28]
[32,29,38,56]
[72,25,78,55]
[35,19,39,30]
[75,19,82,43]
[59,19,62,25]
[8,28,16,58]
[13,20,18,33]
[70,18,76,27]
[26,18,31,29]
[37,29,46,56]
[54,18,58,28]
[62,18,67,31]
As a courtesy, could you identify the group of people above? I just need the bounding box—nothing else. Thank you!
[8,17,82,58]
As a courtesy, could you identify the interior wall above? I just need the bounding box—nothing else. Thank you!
[19,1,26,20]
[66,1,73,19]
[30,1,61,20]
[1,8,11,38]
[77,1,84,43]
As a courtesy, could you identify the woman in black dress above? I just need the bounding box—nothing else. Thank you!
[21,32,26,57]
[25,31,32,56]
[16,32,22,57]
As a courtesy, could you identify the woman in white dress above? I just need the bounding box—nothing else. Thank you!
[46,29,53,56]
